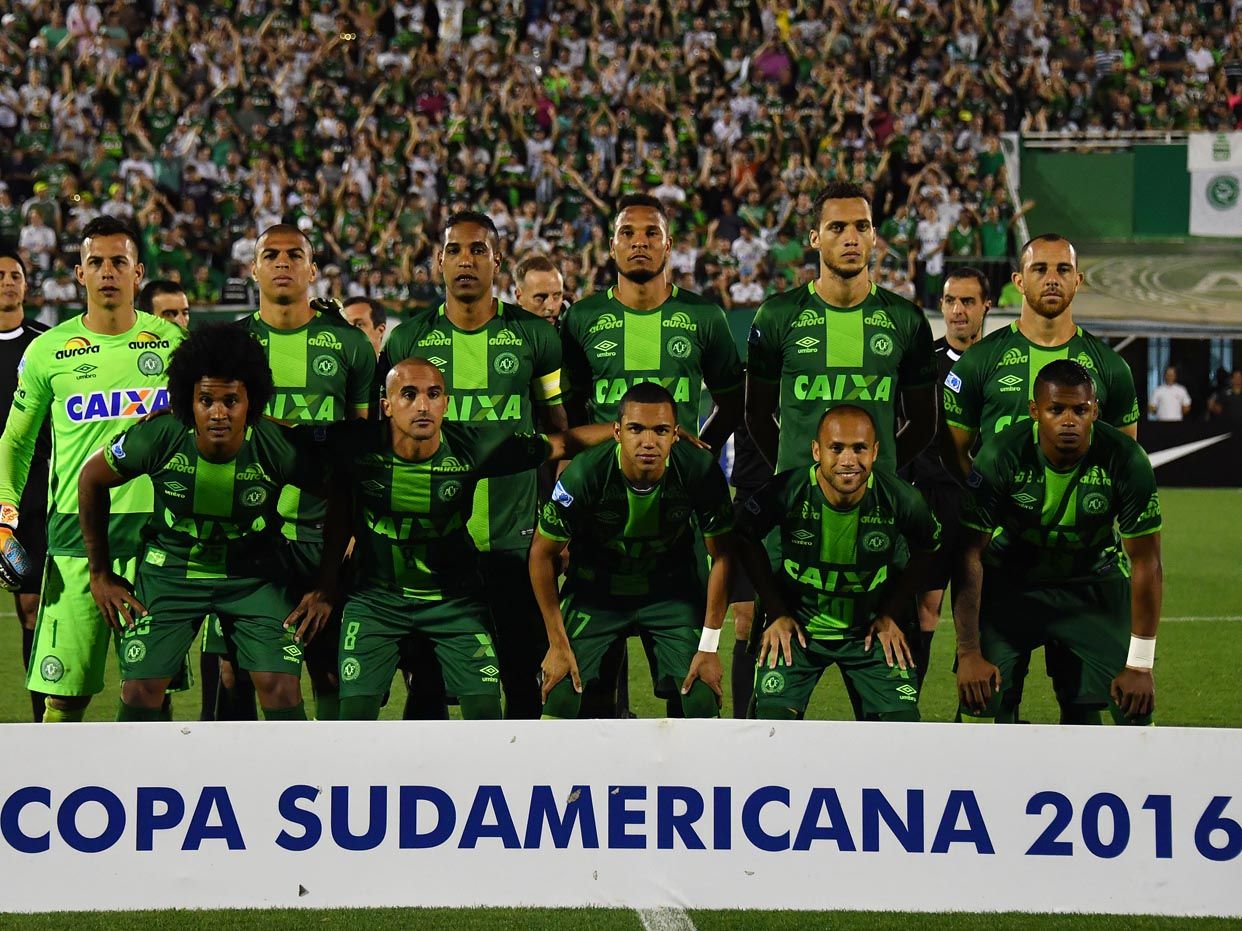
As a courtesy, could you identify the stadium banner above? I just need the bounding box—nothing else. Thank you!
[1,721,1240,917]
[1187,133,1242,236]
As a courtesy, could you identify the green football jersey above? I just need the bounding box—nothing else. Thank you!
[104,415,318,578]
[313,419,550,599]
[384,301,563,552]
[0,312,185,556]
[536,440,734,600]
[736,466,941,639]
[561,286,743,431]
[239,310,377,543]
[961,420,1161,585]
[747,282,937,472]
[943,322,1140,440]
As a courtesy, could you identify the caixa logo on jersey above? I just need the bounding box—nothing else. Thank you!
[66,387,170,422]
[54,337,101,360]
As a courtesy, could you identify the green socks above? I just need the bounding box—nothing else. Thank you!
[262,702,308,722]
[116,701,162,722]
[314,691,340,721]
[339,695,384,720]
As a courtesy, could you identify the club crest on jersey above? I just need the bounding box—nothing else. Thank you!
[1082,492,1109,515]
[662,311,697,332]
[945,371,962,393]
[66,387,169,422]
[588,313,623,335]
[863,531,889,552]
[439,480,462,502]
[666,335,692,360]
[869,333,893,357]
[55,337,99,360]
[313,354,338,377]
[493,352,519,375]
[552,481,574,507]
[307,331,343,350]
[242,486,268,507]
[137,352,164,376]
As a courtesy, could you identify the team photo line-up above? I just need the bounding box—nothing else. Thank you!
[0,182,1161,726]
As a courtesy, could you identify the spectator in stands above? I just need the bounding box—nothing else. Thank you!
[1149,365,1193,422]
[1208,369,1242,426]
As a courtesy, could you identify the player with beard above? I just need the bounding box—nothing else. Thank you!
[0,250,49,721]
[941,235,1139,724]
[561,193,743,716]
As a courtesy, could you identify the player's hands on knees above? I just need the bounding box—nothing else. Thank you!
[865,615,913,670]
[1111,667,1155,719]
[956,649,1002,715]
[88,570,147,631]
[683,650,724,699]
[758,615,805,669]
[540,640,581,702]
[283,587,337,645]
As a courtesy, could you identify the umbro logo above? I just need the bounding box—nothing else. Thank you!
[595,340,618,353]
[998,374,1024,392]
[427,356,448,368]
[790,529,815,544]
[1012,491,1038,507]
[795,336,819,352]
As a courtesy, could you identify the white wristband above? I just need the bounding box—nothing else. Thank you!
[1126,635,1156,670]
[698,627,721,653]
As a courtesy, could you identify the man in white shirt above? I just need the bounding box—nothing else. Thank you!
[1149,365,1192,421]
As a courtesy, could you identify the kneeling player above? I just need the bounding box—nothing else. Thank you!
[313,358,613,721]
[955,360,1161,725]
[531,383,736,720]
[737,405,940,721]
[78,324,331,721]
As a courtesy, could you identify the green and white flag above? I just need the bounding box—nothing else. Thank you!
[1188,133,1242,237]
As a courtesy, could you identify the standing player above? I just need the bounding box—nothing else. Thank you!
[955,361,1161,725]
[77,324,329,721]
[138,280,190,331]
[0,217,184,722]
[315,359,613,721]
[240,223,376,721]
[736,405,941,721]
[384,212,565,720]
[561,193,743,452]
[746,181,938,478]
[514,254,566,326]
[903,267,989,683]
[0,249,49,721]
[561,193,743,714]
[532,383,736,720]
[942,234,1139,476]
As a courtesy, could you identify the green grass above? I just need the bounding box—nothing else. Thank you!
[1,488,1238,726]
[0,909,1236,930]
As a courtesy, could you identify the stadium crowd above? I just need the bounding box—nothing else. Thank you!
[2,0,1240,322]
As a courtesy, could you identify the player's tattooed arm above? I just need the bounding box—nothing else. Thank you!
[895,383,938,469]
[529,529,581,701]
[953,528,1001,714]
[744,377,780,470]
[1112,532,1162,719]
[78,450,147,631]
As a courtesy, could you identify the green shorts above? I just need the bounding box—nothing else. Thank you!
[201,614,227,655]
[338,587,499,701]
[753,636,920,719]
[119,567,303,681]
[562,592,701,690]
[969,573,1145,722]
[27,553,137,696]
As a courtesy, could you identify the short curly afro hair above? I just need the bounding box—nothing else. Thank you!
[165,322,274,427]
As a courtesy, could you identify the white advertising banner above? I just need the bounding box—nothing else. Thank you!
[1187,133,1242,236]
[0,720,1240,916]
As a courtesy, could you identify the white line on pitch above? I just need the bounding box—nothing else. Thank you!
[636,907,698,931]
[937,614,1242,626]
